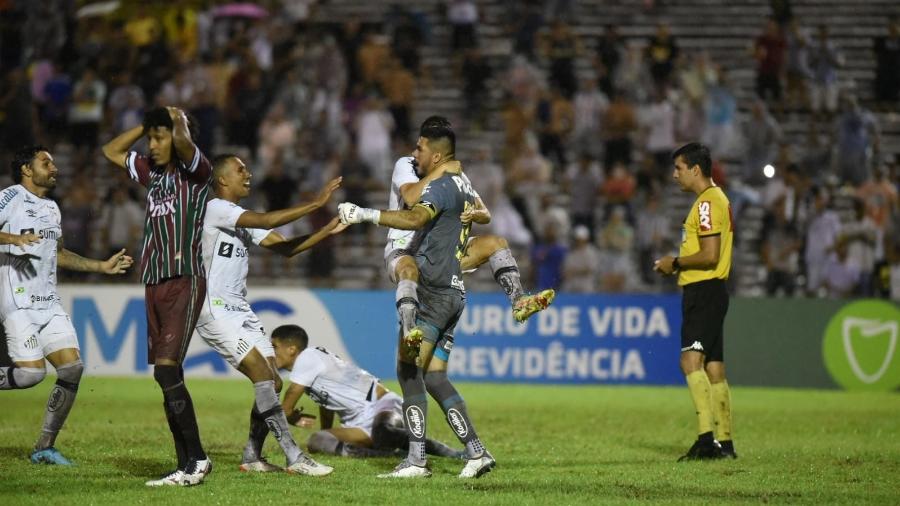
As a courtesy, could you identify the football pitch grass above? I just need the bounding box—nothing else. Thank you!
[1,377,897,505]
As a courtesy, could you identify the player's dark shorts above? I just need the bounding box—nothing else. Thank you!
[415,285,465,362]
[680,278,729,362]
[145,275,206,364]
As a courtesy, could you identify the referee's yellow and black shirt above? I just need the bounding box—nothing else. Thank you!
[678,185,733,286]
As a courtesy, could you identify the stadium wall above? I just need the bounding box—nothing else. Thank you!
[13,287,897,391]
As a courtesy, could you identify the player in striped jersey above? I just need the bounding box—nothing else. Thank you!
[1,146,133,466]
[196,154,342,476]
[103,107,213,486]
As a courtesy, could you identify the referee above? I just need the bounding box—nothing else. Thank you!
[654,142,736,461]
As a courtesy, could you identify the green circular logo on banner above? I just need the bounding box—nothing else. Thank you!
[822,300,900,391]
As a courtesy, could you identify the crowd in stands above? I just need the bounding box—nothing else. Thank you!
[0,0,898,299]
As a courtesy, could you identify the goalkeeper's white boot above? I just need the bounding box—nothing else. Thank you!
[239,457,282,472]
[286,454,333,476]
[459,452,496,479]
[377,459,432,478]
[182,458,212,486]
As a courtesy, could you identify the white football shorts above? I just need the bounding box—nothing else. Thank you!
[2,304,78,362]
[195,312,274,369]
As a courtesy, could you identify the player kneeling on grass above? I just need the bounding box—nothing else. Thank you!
[194,154,343,476]
[1,146,134,465]
[270,325,465,460]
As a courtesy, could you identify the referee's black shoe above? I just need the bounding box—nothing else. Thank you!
[719,440,738,459]
[677,436,724,462]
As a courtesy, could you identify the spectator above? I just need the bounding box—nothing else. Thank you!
[640,88,677,180]
[510,1,544,59]
[873,237,900,300]
[572,76,609,159]
[873,17,900,106]
[536,86,574,172]
[531,222,567,291]
[357,30,390,86]
[856,165,899,233]
[804,186,842,296]
[68,67,106,164]
[461,48,492,129]
[760,197,802,296]
[635,192,670,286]
[41,61,72,144]
[98,184,144,278]
[59,172,96,280]
[391,9,425,74]
[594,25,623,97]
[508,136,552,234]
[808,25,842,121]
[0,68,35,156]
[784,20,811,112]
[465,145,505,212]
[742,100,781,184]
[447,0,479,52]
[600,162,637,222]
[354,93,394,183]
[703,67,740,158]
[616,45,651,104]
[597,205,635,292]
[562,225,599,293]
[646,22,679,91]
[798,119,832,182]
[753,18,786,107]
[564,154,603,240]
[378,56,415,143]
[338,17,365,87]
[226,65,268,156]
[258,102,298,168]
[833,95,880,186]
[823,240,861,298]
[602,90,638,170]
[107,71,145,134]
[542,20,581,98]
[843,198,880,295]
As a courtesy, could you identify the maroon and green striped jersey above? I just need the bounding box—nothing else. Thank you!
[126,148,212,285]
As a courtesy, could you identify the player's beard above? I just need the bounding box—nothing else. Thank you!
[411,158,425,178]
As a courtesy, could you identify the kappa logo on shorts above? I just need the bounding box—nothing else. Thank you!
[682,340,705,352]
[698,201,712,232]
[405,406,425,439]
[447,408,468,438]
[47,386,66,412]
[24,335,39,350]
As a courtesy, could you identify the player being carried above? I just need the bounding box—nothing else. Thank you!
[1,146,133,465]
[386,116,554,341]
[270,324,465,460]
[196,154,343,476]
[338,121,495,478]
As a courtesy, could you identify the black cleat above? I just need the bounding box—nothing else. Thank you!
[719,440,738,459]
[678,438,724,462]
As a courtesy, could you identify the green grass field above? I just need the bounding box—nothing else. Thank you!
[1,377,898,505]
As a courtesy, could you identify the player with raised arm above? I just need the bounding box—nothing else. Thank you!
[270,324,465,460]
[387,116,553,342]
[0,146,133,465]
[339,123,496,479]
[196,154,342,476]
[102,107,213,486]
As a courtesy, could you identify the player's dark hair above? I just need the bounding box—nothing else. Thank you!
[672,142,712,177]
[142,107,174,132]
[420,115,452,133]
[420,123,456,157]
[142,107,198,141]
[272,325,309,349]
[10,145,49,184]
[211,154,240,187]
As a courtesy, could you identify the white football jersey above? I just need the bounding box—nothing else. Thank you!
[289,346,378,421]
[386,156,480,243]
[0,185,62,313]
[198,198,271,322]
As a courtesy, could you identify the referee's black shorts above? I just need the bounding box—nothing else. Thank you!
[680,278,729,362]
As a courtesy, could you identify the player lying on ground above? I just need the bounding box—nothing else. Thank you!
[339,122,496,479]
[387,116,554,340]
[1,146,133,465]
[270,324,465,460]
[195,154,343,476]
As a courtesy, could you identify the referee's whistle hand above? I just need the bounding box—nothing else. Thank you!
[654,256,676,275]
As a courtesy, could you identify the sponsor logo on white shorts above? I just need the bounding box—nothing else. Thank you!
[405,406,425,438]
[447,408,468,438]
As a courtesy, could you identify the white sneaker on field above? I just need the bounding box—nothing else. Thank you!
[377,459,432,478]
[286,454,333,476]
[145,469,185,487]
[459,452,496,479]
[239,458,282,472]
